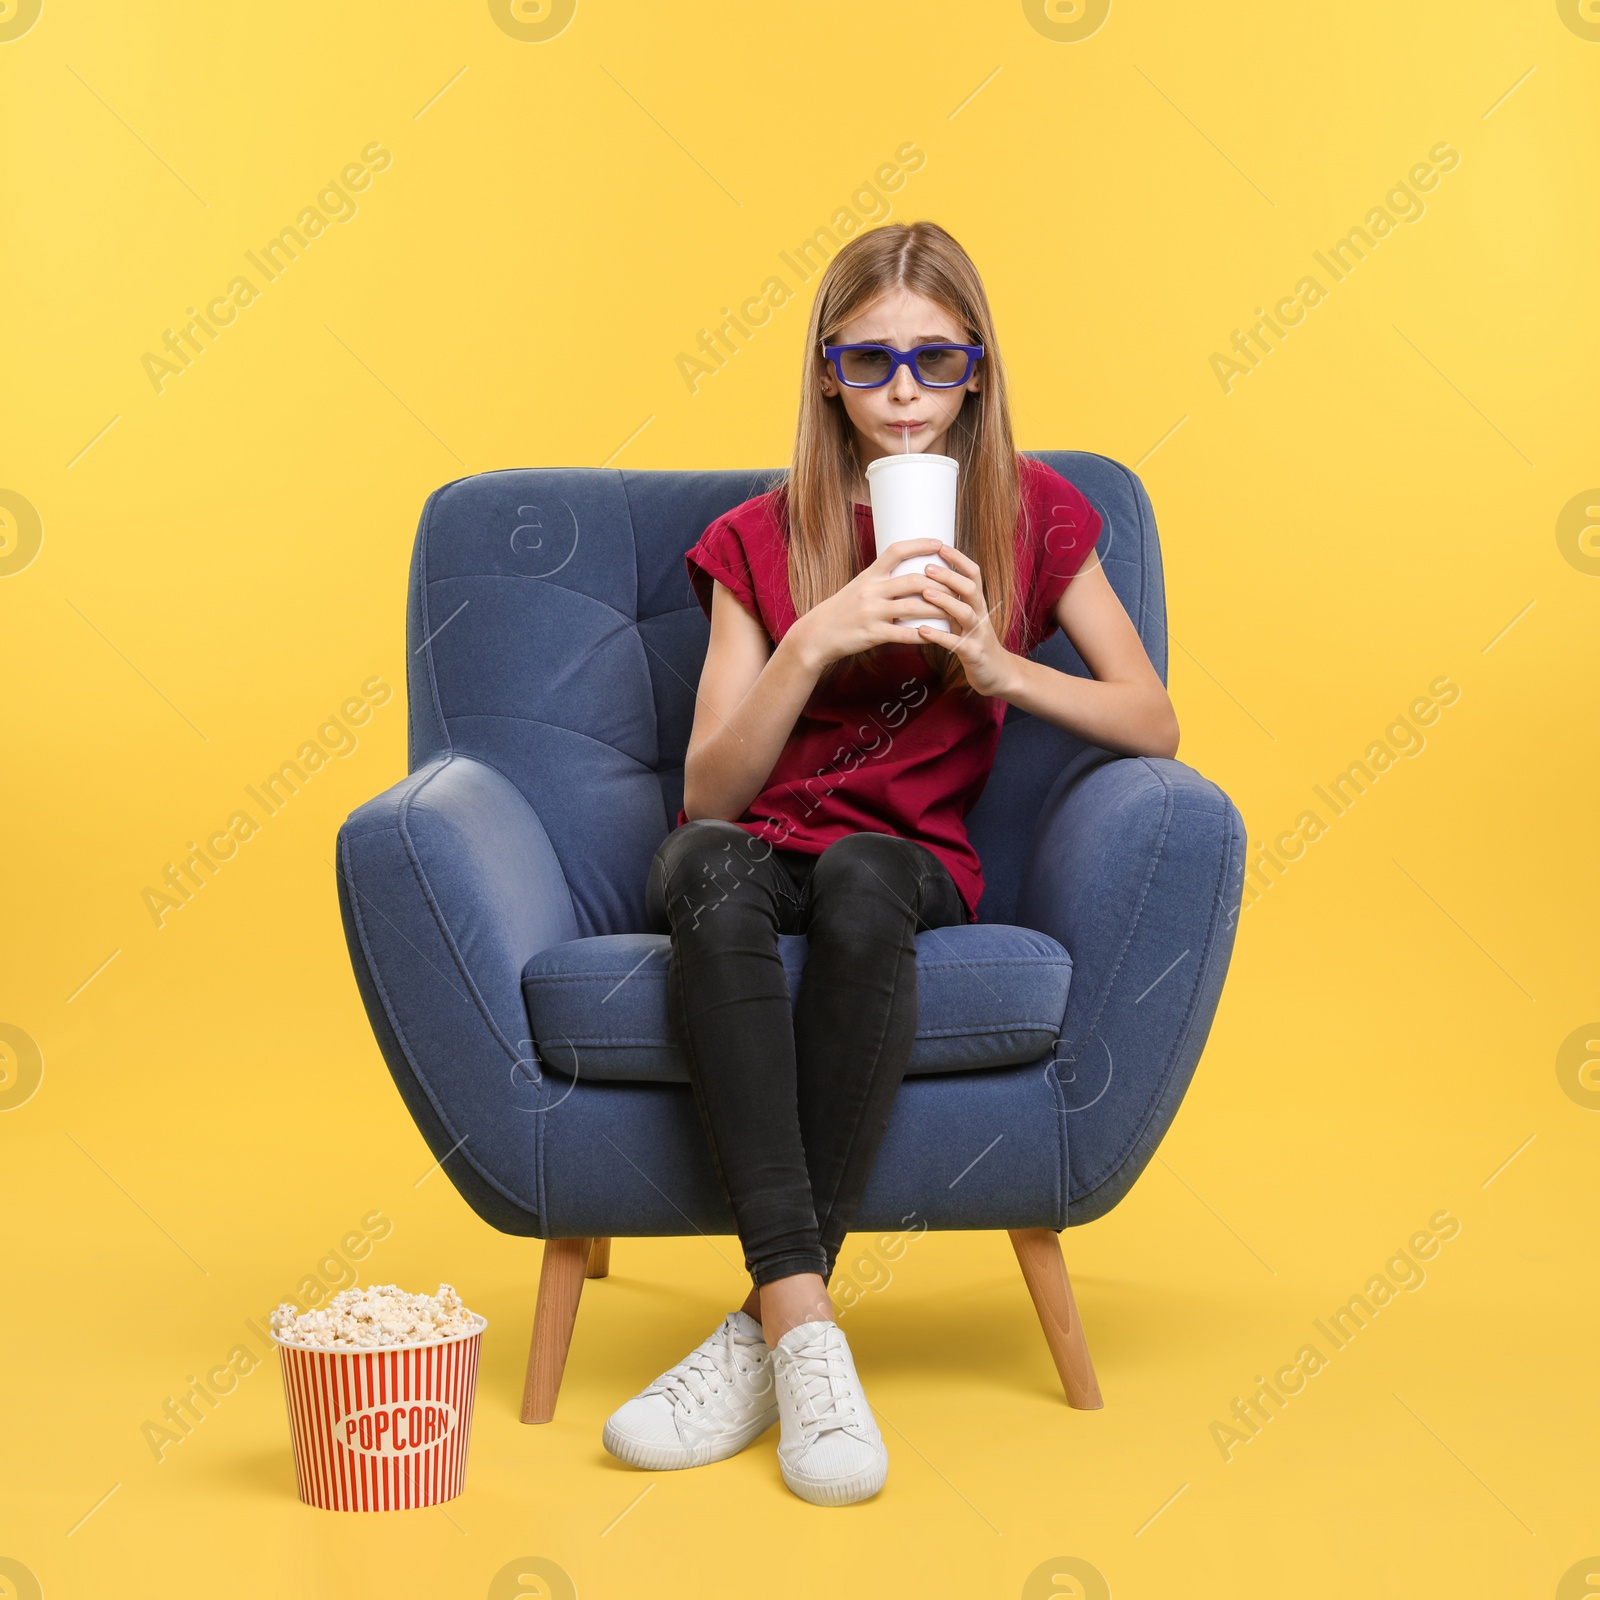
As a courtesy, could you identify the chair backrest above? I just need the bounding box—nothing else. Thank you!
[404,452,1165,937]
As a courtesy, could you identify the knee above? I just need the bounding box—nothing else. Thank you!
[653,820,776,931]
[809,832,923,916]
[657,818,749,887]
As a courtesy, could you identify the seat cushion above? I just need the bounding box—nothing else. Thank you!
[521,923,1071,1083]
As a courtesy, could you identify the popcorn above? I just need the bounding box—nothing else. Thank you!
[271,1282,480,1350]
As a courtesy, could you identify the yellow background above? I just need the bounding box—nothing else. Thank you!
[3,1,1597,1594]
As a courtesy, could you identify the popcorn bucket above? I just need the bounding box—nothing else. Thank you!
[273,1315,488,1511]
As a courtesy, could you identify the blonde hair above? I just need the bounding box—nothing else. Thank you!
[769,220,1023,697]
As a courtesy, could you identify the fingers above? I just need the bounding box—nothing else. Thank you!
[862,619,930,649]
[879,602,945,632]
[875,537,945,565]
[930,542,978,575]
[877,592,946,629]
[921,564,983,628]
[918,586,973,627]
[883,571,941,597]
[921,561,975,596]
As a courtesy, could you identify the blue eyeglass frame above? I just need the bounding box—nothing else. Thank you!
[820,341,985,389]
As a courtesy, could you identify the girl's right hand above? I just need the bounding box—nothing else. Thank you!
[788,538,948,673]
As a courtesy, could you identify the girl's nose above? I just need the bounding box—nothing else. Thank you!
[888,363,921,400]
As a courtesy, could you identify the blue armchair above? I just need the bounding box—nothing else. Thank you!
[335,453,1246,1421]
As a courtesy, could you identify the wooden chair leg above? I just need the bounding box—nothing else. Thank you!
[585,1236,611,1279]
[1008,1228,1103,1410]
[521,1237,591,1424]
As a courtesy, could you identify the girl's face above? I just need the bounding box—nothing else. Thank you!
[819,287,981,483]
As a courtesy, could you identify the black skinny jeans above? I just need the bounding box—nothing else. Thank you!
[646,819,967,1288]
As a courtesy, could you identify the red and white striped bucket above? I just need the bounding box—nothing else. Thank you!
[273,1315,488,1511]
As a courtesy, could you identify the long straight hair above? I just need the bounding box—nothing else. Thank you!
[772,221,1023,697]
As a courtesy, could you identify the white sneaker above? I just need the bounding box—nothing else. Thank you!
[770,1320,888,1505]
[602,1311,777,1470]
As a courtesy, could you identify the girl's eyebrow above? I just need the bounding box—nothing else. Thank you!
[856,334,961,345]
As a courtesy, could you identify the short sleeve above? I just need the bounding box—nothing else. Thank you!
[1019,462,1103,653]
[684,513,762,626]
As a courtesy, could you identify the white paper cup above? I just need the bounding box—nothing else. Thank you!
[865,452,958,632]
[273,1315,487,1511]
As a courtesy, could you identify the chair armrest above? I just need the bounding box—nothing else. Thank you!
[336,753,580,1235]
[1016,755,1246,1224]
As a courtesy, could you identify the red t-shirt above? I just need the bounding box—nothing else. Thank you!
[676,454,1102,921]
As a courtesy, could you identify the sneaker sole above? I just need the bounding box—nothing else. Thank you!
[602,1407,777,1472]
[779,1451,888,1506]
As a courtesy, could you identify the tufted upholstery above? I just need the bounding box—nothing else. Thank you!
[337,454,1246,1244]
[403,466,788,937]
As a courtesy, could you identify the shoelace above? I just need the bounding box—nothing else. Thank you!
[780,1331,862,1441]
[652,1319,763,1415]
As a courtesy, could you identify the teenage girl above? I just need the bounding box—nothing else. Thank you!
[602,220,1178,1505]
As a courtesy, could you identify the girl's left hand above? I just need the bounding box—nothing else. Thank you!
[913,545,1017,698]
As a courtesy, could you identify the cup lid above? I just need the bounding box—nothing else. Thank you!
[865,452,958,476]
